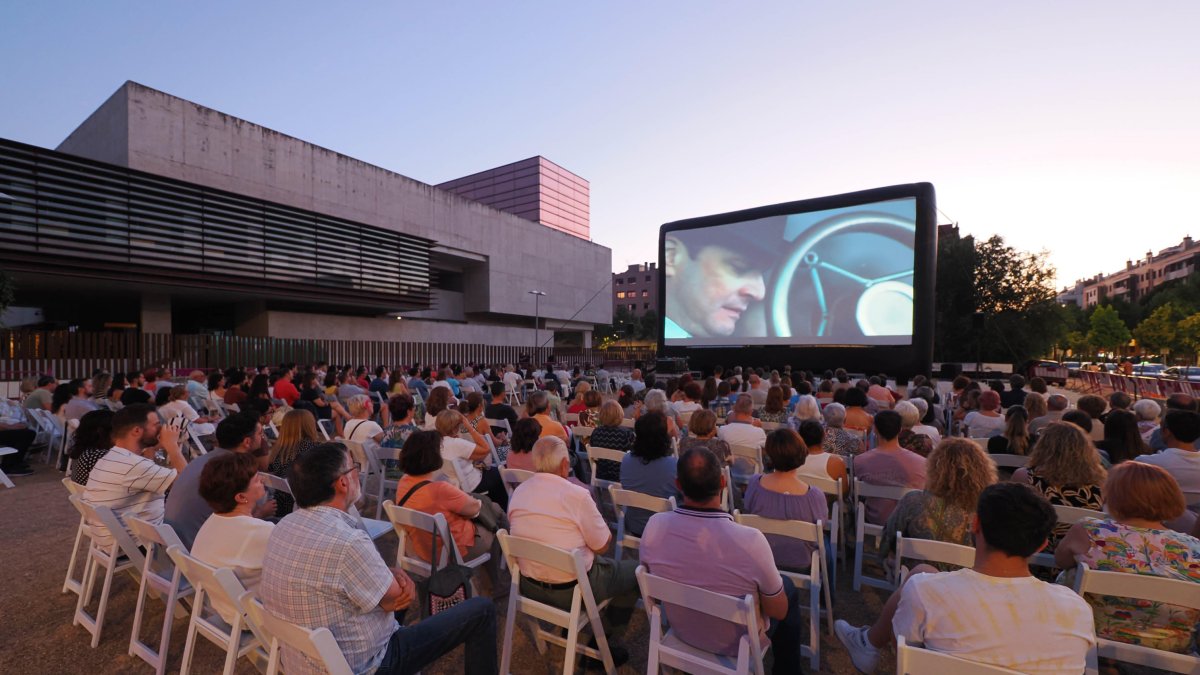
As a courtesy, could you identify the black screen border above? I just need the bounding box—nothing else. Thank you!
[657,182,937,378]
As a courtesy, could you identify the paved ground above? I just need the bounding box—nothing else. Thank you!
[0,465,896,674]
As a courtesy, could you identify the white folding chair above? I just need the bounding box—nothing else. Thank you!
[317,418,334,441]
[28,407,64,462]
[586,445,626,519]
[350,504,393,541]
[57,417,80,469]
[497,529,619,675]
[759,421,785,432]
[258,471,292,496]
[341,437,390,519]
[70,496,148,647]
[1073,562,1200,674]
[619,418,635,429]
[729,443,764,487]
[636,564,768,675]
[186,424,208,457]
[499,467,535,499]
[896,635,1029,674]
[968,437,990,451]
[609,487,675,562]
[572,424,594,443]
[734,512,829,668]
[989,453,1029,470]
[486,416,514,439]
[62,478,91,594]
[383,500,492,596]
[440,457,463,489]
[0,447,16,488]
[800,473,844,589]
[852,479,918,591]
[892,533,976,585]
[241,594,353,675]
[720,465,734,513]
[564,412,581,425]
[167,545,267,675]
[1028,504,1103,570]
[127,518,193,675]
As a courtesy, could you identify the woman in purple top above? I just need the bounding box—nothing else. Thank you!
[744,428,827,572]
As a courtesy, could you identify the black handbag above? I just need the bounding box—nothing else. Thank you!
[397,480,475,617]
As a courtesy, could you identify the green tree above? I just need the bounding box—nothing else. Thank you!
[1177,313,1200,359]
[1087,305,1132,360]
[637,309,659,341]
[1134,302,1185,360]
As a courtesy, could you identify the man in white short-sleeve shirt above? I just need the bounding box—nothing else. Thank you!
[1137,409,1200,507]
[508,436,639,663]
[718,396,767,449]
[641,447,803,674]
[836,482,1095,674]
[83,403,188,549]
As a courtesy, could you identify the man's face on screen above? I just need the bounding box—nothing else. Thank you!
[666,239,767,337]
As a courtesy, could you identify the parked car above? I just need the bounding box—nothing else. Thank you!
[1064,361,1081,376]
[1027,360,1068,386]
[1163,366,1200,383]
[1132,363,1167,377]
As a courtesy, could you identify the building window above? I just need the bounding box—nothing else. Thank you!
[641,290,649,297]
[645,275,651,282]
[615,278,623,285]
[616,291,625,299]
[628,278,636,284]
[644,303,650,309]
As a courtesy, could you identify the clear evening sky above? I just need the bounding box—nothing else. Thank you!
[3,2,1198,290]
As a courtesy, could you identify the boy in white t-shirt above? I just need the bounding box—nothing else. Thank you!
[836,482,1095,674]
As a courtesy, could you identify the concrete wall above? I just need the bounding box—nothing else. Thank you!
[57,86,129,167]
[57,82,612,328]
[265,310,539,344]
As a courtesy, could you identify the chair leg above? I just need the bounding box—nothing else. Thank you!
[74,552,98,627]
[63,518,87,594]
[809,582,820,671]
[91,551,119,647]
[0,467,13,488]
[129,567,152,658]
[179,594,202,675]
[500,586,519,675]
[562,615,581,675]
[154,584,182,675]
[853,539,864,591]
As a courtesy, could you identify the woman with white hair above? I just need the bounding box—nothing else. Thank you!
[640,388,681,438]
[1133,398,1162,443]
[895,400,934,457]
[342,394,384,444]
[789,394,822,431]
[908,397,943,445]
[822,402,864,459]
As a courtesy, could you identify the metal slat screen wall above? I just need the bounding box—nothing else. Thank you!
[0,330,654,380]
[0,138,432,308]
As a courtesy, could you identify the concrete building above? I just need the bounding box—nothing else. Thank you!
[437,156,590,240]
[613,262,658,317]
[0,81,610,348]
[1058,235,1200,308]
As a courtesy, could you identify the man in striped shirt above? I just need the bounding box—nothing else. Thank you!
[83,403,187,548]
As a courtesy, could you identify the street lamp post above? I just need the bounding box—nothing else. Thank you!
[529,290,546,359]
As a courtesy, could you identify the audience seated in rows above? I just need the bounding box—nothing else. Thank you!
[836,482,1096,673]
[83,404,188,549]
[618,412,680,537]
[820,402,863,460]
[23,375,57,410]
[159,384,216,436]
[261,441,497,674]
[504,417,541,474]
[795,420,848,492]
[191,451,274,625]
[641,389,680,439]
[1133,397,1162,442]
[854,410,927,524]
[524,391,568,443]
[57,378,99,421]
[460,392,496,448]
[1075,394,1108,443]
[880,438,996,560]
[165,412,274,550]
[962,390,1005,439]
[267,409,322,518]
[745,429,827,572]
[894,400,934,457]
[435,409,508,510]
[1056,461,1200,653]
[1137,408,1200,509]
[509,436,639,667]
[382,394,419,450]
[344,395,385,445]
[754,386,790,424]
[1029,393,1069,435]
[393,430,502,586]
[484,382,518,442]
[842,387,874,432]
[1096,408,1151,465]
[641,447,804,674]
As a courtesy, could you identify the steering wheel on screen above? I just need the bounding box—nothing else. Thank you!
[766,211,916,339]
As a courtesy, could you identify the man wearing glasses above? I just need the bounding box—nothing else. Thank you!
[261,442,498,675]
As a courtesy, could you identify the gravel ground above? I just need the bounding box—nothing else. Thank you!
[0,466,896,674]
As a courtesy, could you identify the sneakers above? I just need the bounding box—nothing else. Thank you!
[835,619,880,673]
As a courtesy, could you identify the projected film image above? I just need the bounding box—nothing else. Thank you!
[663,198,917,346]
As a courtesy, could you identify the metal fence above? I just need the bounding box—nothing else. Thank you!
[1,330,655,380]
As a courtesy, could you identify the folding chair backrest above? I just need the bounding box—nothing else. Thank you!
[802,474,842,501]
[1073,561,1200,608]
[497,529,587,583]
[1054,504,1101,525]
[730,444,763,475]
[382,500,455,576]
[341,437,382,478]
[486,417,513,438]
[166,546,251,628]
[733,511,823,547]
[989,453,1029,469]
[853,478,917,503]
[127,517,187,552]
[620,418,635,429]
[63,476,86,496]
[499,467,534,495]
[610,486,675,518]
[895,533,975,580]
[440,458,462,488]
[71,495,147,572]
[317,419,334,441]
[896,635,1025,674]
[241,594,353,675]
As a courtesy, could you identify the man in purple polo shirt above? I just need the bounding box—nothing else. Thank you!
[640,447,802,674]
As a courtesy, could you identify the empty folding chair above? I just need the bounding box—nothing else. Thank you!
[636,564,768,675]
[240,594,353,675]
[497,529,619,675]
[127,518,193,675]
[383,501,493,600]
[892,532,976,585]
[70,496,147,647]
[1073,562,1200,674]
[852,479,919,591]
[896,635,1030,674]
[734,512,829,668]
[166,545,267,675]
[609,486,675,562]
